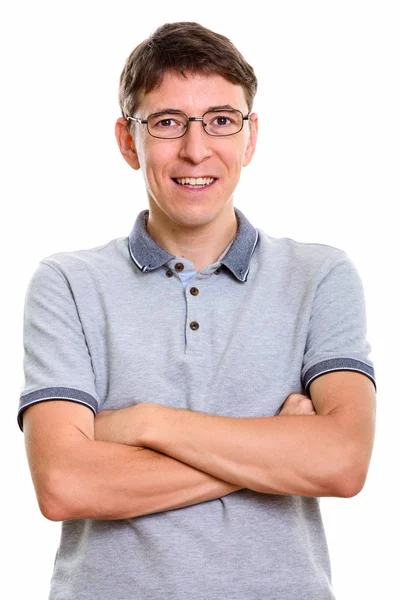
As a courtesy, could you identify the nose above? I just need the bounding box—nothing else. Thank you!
[178,120,213,164]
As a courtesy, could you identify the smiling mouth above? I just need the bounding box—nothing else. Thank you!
[172,177,216,189]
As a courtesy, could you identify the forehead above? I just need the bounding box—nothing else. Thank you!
[138,71,248,115]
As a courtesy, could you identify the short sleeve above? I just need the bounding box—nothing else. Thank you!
[301,250,377,396]
[17,261,100,431]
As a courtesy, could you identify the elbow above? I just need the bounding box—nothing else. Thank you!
[334,457,368,498]
[37,470,78,522]
[338,473,367,498]
[37,487,68,522]
[40,501,67,523]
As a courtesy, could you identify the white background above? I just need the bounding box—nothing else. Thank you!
[2,1,399,599]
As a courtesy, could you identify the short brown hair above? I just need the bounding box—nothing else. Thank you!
[118,22,258,120]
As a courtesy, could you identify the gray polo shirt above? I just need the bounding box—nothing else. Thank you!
[18,207,376,600]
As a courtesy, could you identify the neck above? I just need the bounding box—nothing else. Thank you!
[145,200,238,273]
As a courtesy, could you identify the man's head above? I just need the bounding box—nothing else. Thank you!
[116,22,259,230]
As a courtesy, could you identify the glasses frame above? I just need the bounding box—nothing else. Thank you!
[126,109,251,139]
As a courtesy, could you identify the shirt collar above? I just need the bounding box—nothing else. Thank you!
[128,207,259,282]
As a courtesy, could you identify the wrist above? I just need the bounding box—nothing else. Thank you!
[138,403,161,447]
[139,403,180,450]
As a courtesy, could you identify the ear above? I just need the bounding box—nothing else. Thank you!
[115,117,141,170]
[243,112,258,167]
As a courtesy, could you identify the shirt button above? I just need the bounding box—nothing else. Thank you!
[190,287,199,296]
[175,262,184,272]
[190,321,199,331]
[215,267,221,275]
[165,269,173,277]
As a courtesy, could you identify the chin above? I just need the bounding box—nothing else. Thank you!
[149,188,233,228]
[168,207,220,228]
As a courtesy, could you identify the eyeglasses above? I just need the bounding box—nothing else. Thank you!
[126,108,250,139]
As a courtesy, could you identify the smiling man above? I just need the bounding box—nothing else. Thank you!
[18,22,376,600]
[116,69,257,275]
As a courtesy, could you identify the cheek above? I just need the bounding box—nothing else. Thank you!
[225,150,245,179]
[143,147,176,184]
[223,139,248,171]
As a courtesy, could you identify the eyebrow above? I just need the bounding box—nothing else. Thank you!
[149,105,237,115]
[206,105,236,112]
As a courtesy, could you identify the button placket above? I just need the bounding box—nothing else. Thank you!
[188,282,200,334]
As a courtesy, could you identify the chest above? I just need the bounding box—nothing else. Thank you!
[80,267,312,418]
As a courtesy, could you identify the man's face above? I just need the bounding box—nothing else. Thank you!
[117,70,258,229]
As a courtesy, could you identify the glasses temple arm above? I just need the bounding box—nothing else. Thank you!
[126,116,148,124]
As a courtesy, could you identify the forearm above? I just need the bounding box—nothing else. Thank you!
[142,408,352,498]
[53,439,242,521]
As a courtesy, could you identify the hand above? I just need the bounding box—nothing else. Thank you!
[277,393,317,417]
[94,404,150,446]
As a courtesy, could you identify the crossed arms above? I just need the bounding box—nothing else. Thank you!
[23,370,376,522]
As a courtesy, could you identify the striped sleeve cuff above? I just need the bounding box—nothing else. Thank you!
[18,387,99,432]
[303,358,377,397]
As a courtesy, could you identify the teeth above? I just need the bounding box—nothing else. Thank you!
[175,177,215,186]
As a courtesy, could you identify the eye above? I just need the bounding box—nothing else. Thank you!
[213,115,233,127]
[156,118,175,128]
[205,111,242,135]
[150,113,187,129]
[147,113,187,138]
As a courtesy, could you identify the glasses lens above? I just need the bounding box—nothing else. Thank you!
[203,110,243,136]
[147,112,188,138]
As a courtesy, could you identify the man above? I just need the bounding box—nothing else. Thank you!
[18,22,376,600]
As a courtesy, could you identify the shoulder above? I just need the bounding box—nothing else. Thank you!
[36,235,130,281]
[255,228,349,283]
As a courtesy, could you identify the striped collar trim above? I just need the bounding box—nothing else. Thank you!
[128,207,259,282]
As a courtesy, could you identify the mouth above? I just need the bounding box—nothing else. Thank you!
[172,176,217,190]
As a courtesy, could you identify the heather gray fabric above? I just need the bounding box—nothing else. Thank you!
[18,207,376,600]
